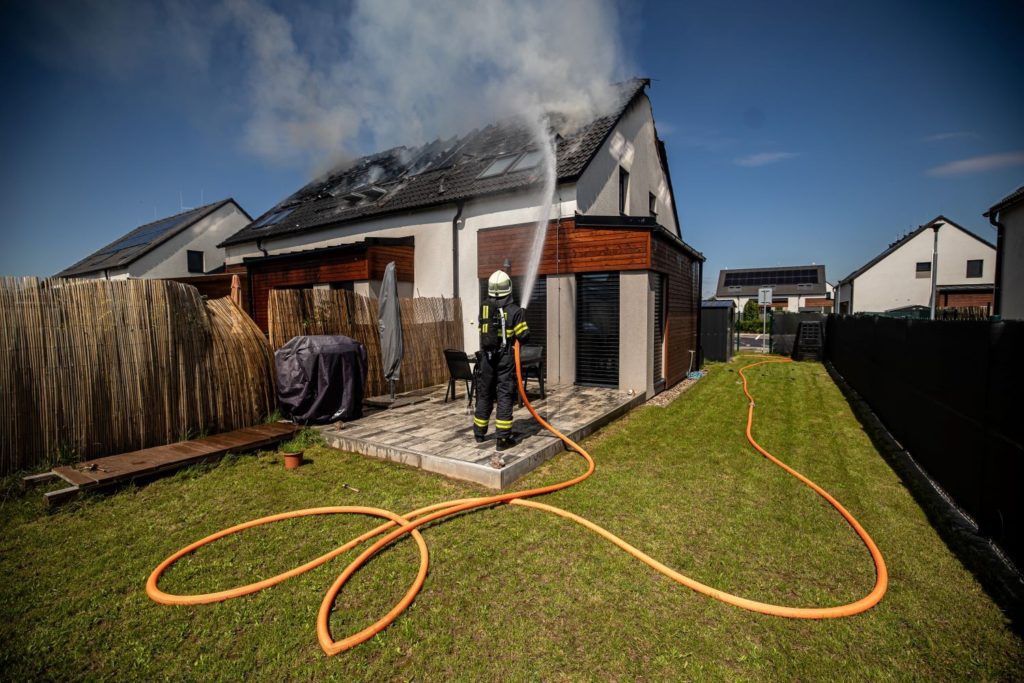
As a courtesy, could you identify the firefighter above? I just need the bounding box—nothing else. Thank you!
[473,270,530,452]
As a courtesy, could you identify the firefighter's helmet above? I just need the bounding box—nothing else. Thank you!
[488,270,512,299]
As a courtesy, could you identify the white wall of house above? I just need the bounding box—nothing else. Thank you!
[77,202,248,279]
[845,221,995,313]
[998,202,1024,319]
[576,96,678,236]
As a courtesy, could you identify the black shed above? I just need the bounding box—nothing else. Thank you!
[701,300,735,362]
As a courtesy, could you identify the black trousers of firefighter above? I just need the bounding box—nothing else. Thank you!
[473,347,517,441]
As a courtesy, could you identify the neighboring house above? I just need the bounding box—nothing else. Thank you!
[219,79,703,397]
[714,265,830,313]
[57,199,251,280]
[984,185,1024,320]
[836,216,996,315]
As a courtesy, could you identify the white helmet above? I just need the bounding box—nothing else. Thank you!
[488,270,512,298]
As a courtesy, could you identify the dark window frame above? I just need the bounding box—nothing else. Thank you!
[915,261,931,279]
[186,250,204,274]
[648,192,657,218]
[966,259,983,278]
[618,166,630,215]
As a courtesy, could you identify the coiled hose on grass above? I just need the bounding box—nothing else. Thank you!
[147,347,887,656]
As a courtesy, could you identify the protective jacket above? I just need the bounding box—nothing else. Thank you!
[473,295,530,442]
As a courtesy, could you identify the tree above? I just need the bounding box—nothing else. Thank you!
[742,299,760,322]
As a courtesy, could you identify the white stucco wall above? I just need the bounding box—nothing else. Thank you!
[576,95,679,237]
[847,221,995,313]
[998,202,1024,320]
[131,202,249,278]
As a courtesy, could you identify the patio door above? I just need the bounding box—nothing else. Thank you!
[576,272,619,387]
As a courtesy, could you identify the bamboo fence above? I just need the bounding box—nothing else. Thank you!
[268,288,463,396]
[0,277,276,475]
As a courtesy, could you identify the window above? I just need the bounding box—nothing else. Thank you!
[186,250,204,274]
[618,166,629,215]
[915,261,931,279]
[509,150,543,172]
[479,155,518,178]
[966,259,983,278]
[649,192,657,217]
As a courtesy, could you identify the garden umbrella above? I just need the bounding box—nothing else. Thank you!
[378,261,403,399]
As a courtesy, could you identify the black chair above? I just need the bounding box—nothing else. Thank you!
[443,349,476,406]
[517,344,545,405]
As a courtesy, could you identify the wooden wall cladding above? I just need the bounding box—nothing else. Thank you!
[652,234,699,388]
[477,219,651,279]
[247,244,414,331]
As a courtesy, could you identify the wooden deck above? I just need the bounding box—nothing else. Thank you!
[26,423,299,506]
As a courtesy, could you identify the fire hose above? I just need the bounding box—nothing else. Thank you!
[147,346,887,656]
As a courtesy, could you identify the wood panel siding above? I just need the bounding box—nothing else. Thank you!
[477,219,651,278]
[247,244,414,332]
[164,274,250,314]
[652,234,699,388]
[938,291,994,309]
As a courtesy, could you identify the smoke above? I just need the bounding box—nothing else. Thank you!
[20,0,629,169]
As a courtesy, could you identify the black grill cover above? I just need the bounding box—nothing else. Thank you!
[275,335,368,424]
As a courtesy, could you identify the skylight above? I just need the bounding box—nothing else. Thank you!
[510,150,543,172]
[479,155,518,178]
[251,207,295,230]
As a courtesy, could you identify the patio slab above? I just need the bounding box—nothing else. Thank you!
[319,384,644,488]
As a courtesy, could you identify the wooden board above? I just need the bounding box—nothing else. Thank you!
[45,422,299,504]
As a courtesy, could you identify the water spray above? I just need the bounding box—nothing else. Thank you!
[520,116,557,309]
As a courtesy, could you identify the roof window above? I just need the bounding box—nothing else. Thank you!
[510,150,543,172]
[479,155,519,178]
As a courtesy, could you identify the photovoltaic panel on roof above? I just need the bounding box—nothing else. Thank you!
[96,213,194,255]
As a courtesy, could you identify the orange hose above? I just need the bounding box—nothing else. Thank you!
[147,346,887,655]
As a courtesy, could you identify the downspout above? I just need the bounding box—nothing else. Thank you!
[929,223,940,320]
[256,238,269,258]
[987,210,1005,319]
[696,258,704,368]
[451,201,464,299]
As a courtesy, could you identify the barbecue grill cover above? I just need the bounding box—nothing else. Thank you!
[275,335,368,424]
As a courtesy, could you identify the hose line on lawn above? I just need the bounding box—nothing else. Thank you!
[146,347,888,656]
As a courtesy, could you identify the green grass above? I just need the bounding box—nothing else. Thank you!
[1,358,1021,681]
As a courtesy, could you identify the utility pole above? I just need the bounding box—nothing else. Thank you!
[929,223,940,320]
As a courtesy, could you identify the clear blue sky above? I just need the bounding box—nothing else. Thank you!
[2,0,1022,295]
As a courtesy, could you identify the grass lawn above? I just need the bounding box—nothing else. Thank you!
[2,357,1022,681]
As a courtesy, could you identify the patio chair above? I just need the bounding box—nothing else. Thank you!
[443,349,476,406]
[517,344,545,406]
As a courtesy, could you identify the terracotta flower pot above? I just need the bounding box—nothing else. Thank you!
[283,451,304,470]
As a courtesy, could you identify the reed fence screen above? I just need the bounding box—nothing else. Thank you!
[0,278,276,475]
[268,289,463,397]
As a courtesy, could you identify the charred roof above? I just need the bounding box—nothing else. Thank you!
[220,79,650,247]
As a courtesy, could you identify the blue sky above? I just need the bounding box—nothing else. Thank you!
[1,0,1022,295]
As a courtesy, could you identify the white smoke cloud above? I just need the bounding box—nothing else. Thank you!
[23,0,629,170]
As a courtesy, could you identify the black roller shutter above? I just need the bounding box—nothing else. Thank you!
[576,272,619,387]
[652,273,664,384]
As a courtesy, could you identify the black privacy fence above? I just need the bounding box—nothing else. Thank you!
[771,312,827,356]
[826,315,1023,568]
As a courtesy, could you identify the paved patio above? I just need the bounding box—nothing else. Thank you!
[319,384,644,488]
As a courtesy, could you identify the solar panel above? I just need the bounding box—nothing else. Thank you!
[96,213,193,256]
[723,268,819,287]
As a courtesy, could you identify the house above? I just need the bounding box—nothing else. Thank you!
[985,185,1024,320]
[57,199,251,280]
[714,265,831,313]
[836,216,996,315]
[219,79,703,398]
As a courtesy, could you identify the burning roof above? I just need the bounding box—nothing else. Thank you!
[220,79,649,247]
